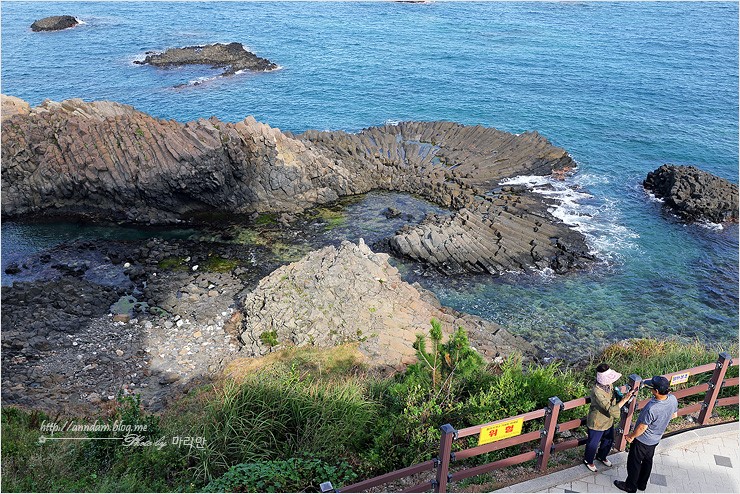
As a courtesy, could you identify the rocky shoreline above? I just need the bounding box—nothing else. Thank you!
[1,95,595,414]
[1,234,538,415]
[1,96,593,276]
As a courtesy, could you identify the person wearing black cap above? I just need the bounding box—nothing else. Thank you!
[614,375,678,493]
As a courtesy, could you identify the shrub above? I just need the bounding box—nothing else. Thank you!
[204,457,357,493]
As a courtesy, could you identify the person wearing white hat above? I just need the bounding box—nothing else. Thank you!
[583,363,636,472]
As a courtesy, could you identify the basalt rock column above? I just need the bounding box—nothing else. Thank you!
[644,164,738,223]
[2,96,593,275]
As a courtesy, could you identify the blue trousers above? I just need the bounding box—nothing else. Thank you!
[584,425,614,464]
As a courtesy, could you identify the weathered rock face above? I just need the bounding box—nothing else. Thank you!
[644,165,738,223]
[1,95,592,274]
[134,42,277,75]
[1,96,342,223]
[239,239,538,368]
[1,95,31,119]
[31,15,79,32]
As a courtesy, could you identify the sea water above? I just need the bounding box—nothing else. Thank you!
[1,1,737,358]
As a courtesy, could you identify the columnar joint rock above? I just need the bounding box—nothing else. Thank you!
[1,95,593,275]
[643,164,738,223]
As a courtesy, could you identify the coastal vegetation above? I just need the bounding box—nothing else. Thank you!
[2,335,736,493]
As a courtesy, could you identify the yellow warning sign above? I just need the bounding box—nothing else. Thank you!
[670,372,690,385]
[478,418,523,446]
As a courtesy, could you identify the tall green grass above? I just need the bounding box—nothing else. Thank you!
[2,336,736,492]
[193,365,379,483]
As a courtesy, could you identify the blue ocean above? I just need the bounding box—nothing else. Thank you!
[2,1,738,358]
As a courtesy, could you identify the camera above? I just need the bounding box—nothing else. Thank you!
[613,387,625,400]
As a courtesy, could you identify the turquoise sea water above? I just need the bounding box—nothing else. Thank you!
[2,2,738,358]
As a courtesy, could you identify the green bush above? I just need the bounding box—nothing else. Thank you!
[2,337,735,492]
[594,338,738,419]
[204,457,357,492]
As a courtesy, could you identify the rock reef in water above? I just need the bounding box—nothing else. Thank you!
[239,239,538,368]
[1,95,593,275]
[133,42,277,75]
[31,15,79,32]
[644,164,738,223]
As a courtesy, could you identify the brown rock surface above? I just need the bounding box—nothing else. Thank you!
[1,95,31,120]
[238,239,538,368]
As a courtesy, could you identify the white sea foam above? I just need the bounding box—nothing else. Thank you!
[698,220,724,231]
[499,174,640,264]
[75,18,87,25]
[129,53,148,65]
[185,75,221,86]
[644,190,665,203]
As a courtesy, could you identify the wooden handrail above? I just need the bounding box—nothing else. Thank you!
[454,430,542,461]
[450,451,538,482]
[670,383,710,400]
[557,417,586,432]
[456,408,546,438]
[338,460,435,493]
[330,352,738,493]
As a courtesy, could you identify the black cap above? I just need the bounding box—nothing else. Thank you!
[643,376,670,394]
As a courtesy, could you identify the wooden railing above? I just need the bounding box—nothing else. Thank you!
[321,352,738,493]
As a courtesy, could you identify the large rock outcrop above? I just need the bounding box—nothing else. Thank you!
[30,15,79,32]
[1,95,593,274]
[239,239,538,368]
[134,42,277,76]
[644,165,738,223]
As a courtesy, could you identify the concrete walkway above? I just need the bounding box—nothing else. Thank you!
[493,422,740,493]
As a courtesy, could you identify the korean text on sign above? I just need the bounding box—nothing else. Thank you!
[478,418,524,446]
[670,372,690,385]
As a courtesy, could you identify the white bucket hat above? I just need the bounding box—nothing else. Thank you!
[596,368,622,385]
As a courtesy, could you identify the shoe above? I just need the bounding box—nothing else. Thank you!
[637,486,647,492]
[583,460,597,472]
[596,457,613,467]
[614,480,637,493]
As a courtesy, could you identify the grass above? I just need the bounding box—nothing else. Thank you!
[2,337,737,492]
[253,212,279,227]
[311,207,348,231]
[202,254,239,273]
[156,256,189,271]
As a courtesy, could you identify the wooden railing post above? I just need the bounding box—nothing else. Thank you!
[698,352,732,425]
[616,374,641,451]
[434,424,456,493]
[536,396,563,472]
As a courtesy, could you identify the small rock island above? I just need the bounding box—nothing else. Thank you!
[134,42,277,76]
[644,164,739,223]
[30,15,79,32]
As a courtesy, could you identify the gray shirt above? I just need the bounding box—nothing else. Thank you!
[635,394,678,446]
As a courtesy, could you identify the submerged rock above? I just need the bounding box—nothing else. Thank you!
[644,165,738,223]
[31,15,79,32]
[238,240,538,368]
[133,42,277,75]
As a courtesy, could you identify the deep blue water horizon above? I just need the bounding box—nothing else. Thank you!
[2,1,738,358]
